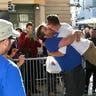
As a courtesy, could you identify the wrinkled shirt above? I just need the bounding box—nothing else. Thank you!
[0,55,26,96]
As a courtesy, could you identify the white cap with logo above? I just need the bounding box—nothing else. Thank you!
[0,19,20,41]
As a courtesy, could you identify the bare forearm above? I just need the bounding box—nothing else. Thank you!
[17,62,24,67]
[17,55,25,67]
[63,34,75,45]
[48,51,64,56]
[59,34,75,47]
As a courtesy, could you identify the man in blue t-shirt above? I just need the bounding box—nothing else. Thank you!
[36,25,85,96]
[0,19,26,96]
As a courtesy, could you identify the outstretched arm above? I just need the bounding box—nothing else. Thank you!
[58,31,82,47]
[47,46,66,57]
[48,51,64,57]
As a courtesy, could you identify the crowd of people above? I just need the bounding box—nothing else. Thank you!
[0,14,96,96]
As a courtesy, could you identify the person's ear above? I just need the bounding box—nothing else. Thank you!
[1,39,8,48]
[4,39,9,46]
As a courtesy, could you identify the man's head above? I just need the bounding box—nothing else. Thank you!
[16,28,22,34]
[47,14,60,32]
[26,22,33,33]
[0,19,20,55]
[36,24,55,40]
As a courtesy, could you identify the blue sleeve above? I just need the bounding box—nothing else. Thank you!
[45,37,62,52]
[3,65,26,96]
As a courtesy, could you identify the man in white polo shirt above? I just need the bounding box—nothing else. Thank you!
[47,15,96,65]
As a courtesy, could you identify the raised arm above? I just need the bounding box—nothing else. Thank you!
[58,31,82,47]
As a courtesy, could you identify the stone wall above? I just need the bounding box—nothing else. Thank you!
[45,0,71,24]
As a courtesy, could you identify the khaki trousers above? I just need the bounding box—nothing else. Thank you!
[83,42,96,65]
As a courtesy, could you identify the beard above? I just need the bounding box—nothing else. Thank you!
[2,41,11,55]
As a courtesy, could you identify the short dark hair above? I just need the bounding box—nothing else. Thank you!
[47,14,60,25]
[26,22,33,28]
[36,25,45,40]
[16,28,22,33]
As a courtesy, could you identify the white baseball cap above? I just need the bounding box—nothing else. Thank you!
[0,19,20,41]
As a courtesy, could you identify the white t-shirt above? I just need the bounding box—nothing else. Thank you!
[58,23,90,55]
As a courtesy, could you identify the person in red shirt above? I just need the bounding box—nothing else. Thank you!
[18,22,41,57]
[18,22,41,95]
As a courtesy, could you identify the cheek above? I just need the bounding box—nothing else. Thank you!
[48,25,52,29]
[29,28,32,31]
[50,27,56,32]
[2,44,10,55]
[7,41,12,50]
